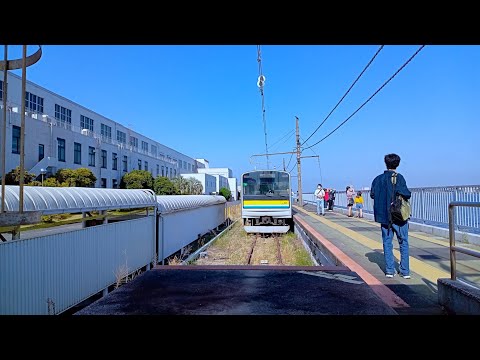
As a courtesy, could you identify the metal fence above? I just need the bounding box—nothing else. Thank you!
[448,202,480,287]
[301,185,480,234]
[0,215,156,315]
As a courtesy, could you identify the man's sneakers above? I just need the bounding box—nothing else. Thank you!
[385,272,411,279]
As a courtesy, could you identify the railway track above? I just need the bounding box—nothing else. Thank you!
[246,233,284,265]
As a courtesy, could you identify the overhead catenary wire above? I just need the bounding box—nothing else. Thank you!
[268,129,295,151]
[301,45,385,146]
[303,45,426,151]
[285,147,296,171]
[257,45,269,169]
[300,136,322,184]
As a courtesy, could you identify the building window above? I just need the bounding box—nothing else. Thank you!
[80,115,94,131]
[145,161,148,171]
[141,141,148,153]
[161,165,164,177]
[112,152,118,170]
[101,178,107,188]
[57,138,66,162]
[166,167,169,178]
[112,179,118,189]
[12,125,20,154]
[174,169,176,177]
[123,155,128,172]
[74,142,81,164]
[130,136,138,149]
[101,149,107,168]
[188,163,191,171]
[156,164,159,176]
[38,144,44,162]
[88,146,95,166]
[184,160,187,169]
[101,124,112,142]
[25,91,44,113]
[54,104,72,128]
[151,145,157,157]
[117,130,126,144]
[0,80,3,101]
[138,159,142,170]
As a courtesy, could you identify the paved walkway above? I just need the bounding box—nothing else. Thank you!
[294,204,480,314]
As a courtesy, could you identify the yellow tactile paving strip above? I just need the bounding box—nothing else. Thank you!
[294,206,451,283]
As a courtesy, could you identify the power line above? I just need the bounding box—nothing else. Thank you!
[300,137,323,186]
[301,45,385,146]
[303,45,426,150]
[257,45,269,168]
[268,129,295,151]
[285,147,295,171]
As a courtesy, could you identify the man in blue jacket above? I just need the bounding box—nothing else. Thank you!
[370,153,412,279]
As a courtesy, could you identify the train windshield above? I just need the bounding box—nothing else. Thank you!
[242,171,290,197]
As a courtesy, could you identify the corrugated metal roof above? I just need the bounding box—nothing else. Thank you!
[0,186,157,214]
[156,195,226,214]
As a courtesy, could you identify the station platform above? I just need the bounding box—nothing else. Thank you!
[76,205,480,315]
[294,204,480,315]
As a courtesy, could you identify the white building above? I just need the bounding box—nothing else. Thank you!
[0,71,206,188]
[195,159,237,200]
[183,173,217,195]
[178,158,238,200]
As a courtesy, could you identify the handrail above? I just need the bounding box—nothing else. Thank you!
[448,202,480,280]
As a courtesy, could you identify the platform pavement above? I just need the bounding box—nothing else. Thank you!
[293,204,480,315]
[76,205,480,316]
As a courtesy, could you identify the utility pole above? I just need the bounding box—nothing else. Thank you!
[283,158,285,171]
[295,116,303,206]
[19,45,27,214]
[1,45,8,213]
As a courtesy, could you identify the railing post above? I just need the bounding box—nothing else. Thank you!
[420,188,425,224]
[452,188,458,231]
[448,203,456,280]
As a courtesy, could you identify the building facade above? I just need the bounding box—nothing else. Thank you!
[195,159,237,200]
[0,71,205,188]
[182,173,217,195]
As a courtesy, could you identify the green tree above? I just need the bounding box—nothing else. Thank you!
[188,177,203,195]
[121,170,154,189]
[153,176,178,195]
[219,187,231,200]
[43,177,60,187]
[55,169,76,186]
[26,180,42,186]
[73,168,97,187]
[56,168,96,187]
[4,166,36,185]
[172,176,190,194]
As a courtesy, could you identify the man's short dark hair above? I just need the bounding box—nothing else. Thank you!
[384,153,401,169]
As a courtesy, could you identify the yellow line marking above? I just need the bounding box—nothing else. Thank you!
[294,206,450,283]
[408,232,450,247]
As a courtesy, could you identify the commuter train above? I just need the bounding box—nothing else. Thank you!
[241,169,293,233]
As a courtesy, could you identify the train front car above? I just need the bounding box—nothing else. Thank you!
[241,170,292,233]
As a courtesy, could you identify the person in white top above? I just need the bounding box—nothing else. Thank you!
[346,185,356,217]
[314,184,326,216]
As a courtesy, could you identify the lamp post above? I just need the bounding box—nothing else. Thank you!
[40,168,45,186]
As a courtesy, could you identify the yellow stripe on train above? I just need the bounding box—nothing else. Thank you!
[243,200,290,206]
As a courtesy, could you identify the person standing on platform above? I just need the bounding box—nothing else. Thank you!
[346,185,355,217]
[370,153,412,279]
[314,184,325,216]
[328,189,336,211]
[354,191,364,218]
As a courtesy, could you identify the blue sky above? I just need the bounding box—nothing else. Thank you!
[3,45,479,192]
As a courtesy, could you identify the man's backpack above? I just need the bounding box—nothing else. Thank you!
[390,173,411,223]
